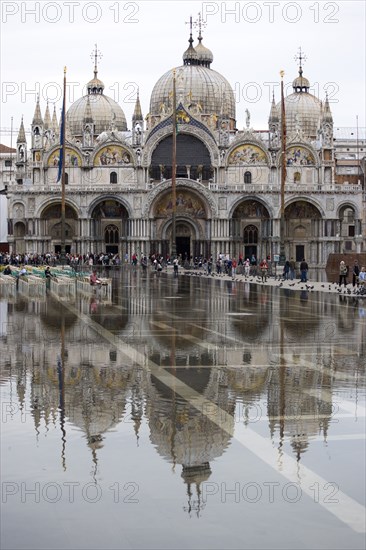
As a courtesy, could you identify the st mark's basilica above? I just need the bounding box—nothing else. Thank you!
[6,28,365,265]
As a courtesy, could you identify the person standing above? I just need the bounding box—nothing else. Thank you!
[283,260,290,280]
[244,258,250,277]
[173,258,179,277]
[289,257,296,280]
[339,260,348,287]
[352,260,360,287]
[300,258,309,283]
[359,266,366,287]
[259,258,268,282]
[232,258,237,279]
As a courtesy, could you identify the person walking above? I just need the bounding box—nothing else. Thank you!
[300,258,309,282]
[339,260,348,287]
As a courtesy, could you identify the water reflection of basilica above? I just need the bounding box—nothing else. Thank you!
[1,273,365,508]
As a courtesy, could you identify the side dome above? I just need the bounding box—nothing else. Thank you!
[67,71,127,137]
[277,69,322,139]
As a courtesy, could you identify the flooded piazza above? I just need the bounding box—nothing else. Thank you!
[1,268,365,550]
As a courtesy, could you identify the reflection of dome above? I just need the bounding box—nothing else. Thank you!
[181,463,212,485]
[147,368,234,470]
[67,70,127,137]
[149,35,235,121]
[277,69,323,139]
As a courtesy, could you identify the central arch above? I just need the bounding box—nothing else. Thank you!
[151,188,210,258]
[150,134,213,182]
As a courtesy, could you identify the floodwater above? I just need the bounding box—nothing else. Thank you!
[1,268,365,550]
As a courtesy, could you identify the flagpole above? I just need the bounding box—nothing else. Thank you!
[279,70,286,264]
[60,66,67,265]
[171,68,177,259]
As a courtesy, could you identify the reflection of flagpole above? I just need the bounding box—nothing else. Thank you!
[57,311,66,471]
[280,70,286,264]
[171,69,177,259]
[60,67,67,265]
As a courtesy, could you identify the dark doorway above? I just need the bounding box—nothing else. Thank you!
[54,245,71,253]
[176,237,190,258]
[244,246,257,261]
[106,245,118,254]
[296,245,305,262]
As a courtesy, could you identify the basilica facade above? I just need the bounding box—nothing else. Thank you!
[7,32,365,265]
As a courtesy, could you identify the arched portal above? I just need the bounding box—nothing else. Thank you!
[91,200,129,255]
[14,222,26,254]
[40,203,78,254]
[232,200,270,262]
[285,200,322,261]
[152,189,209,259]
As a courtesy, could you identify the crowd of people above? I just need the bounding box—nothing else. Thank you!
[2,250,365,288]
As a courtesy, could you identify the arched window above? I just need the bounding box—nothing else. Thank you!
[244,171,252,184]
[244,224,258,244]
[65,172,69,185]
[104,224,119,244]
[110,171,117,184]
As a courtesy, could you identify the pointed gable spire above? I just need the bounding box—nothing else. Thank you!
[83,95,94,123]
[32,96,43,125]
[51,104,59,133]
[323,93,333,123]
[44,102,51,129]
[269,91,279,123]
[132,89,143,121]
[17,117,26,143]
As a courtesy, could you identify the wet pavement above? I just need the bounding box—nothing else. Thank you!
[1,267,365,549]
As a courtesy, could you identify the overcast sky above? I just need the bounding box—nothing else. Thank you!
[1,0,365,146]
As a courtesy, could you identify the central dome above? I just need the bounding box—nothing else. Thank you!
[149,35,236,122]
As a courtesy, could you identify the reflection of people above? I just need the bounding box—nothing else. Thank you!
[90,296,98,313]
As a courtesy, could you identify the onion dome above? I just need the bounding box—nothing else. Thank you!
[195,38,213,67]
[183,32,199,65]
